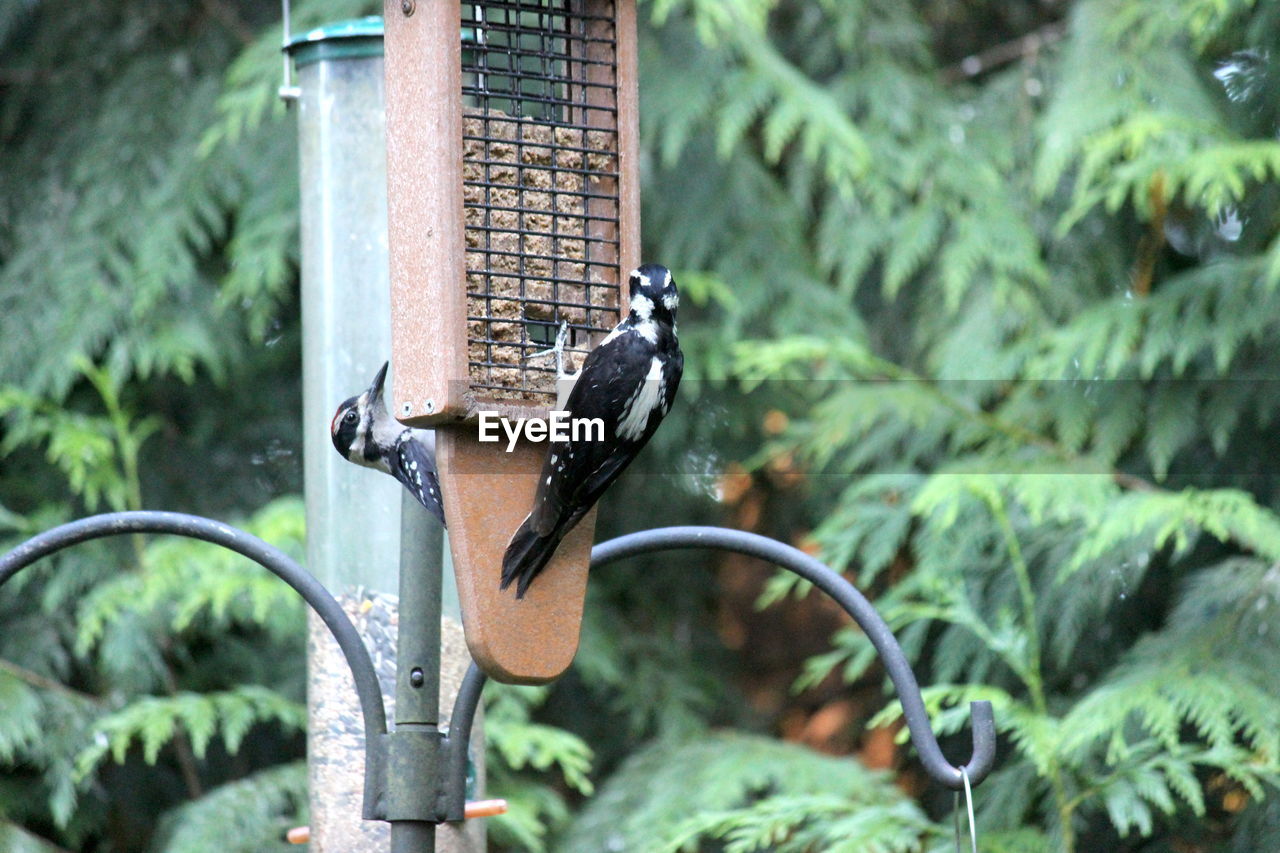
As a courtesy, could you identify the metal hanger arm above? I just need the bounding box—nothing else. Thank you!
[0,510,391,816]
[589,525,997,789]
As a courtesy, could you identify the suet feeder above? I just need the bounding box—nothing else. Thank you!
[384,0,639,683]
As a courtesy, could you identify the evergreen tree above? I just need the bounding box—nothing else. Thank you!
[0,2,340,848]
[4,0,1280,851]
[600,0,1280,850]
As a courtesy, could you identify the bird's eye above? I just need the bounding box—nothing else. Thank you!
[344,410,358,425]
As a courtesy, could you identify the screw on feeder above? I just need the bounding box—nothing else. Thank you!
[409,667,426,688]
[401,0,415,15]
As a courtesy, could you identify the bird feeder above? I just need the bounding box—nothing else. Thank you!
[384,0,639,683]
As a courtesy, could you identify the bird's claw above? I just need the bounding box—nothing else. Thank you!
[526,321,574,379]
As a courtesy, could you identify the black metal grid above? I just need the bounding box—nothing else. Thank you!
[462,0,621,400]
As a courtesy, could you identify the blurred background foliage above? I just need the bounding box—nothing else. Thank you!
[3,0,1280,850]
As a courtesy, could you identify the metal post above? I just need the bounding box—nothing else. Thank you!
[391,493,443,851]
[296,17,399,599]
[397,492,444,726]
[391,825,437,853]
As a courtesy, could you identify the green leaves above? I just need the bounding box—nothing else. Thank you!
[1105,0,1261,52]
[665,794,930,853]
[645,0,871,195]
[484,683,595,852]
[1036,0,1280,237]
[488,717,595,798]
[0,359,158,512]
[2,0,1278,849]
[1064,488,1280,573]
[74,688,304,775]
[0,2,317,850]
[840,475,1280,846]
[561,732,935,852]
[0,823,75,853]
[0,497,306,844]
[0,673,43,763]
[647,0,777,47]
[149,762,308,853]
[74,497,305,658]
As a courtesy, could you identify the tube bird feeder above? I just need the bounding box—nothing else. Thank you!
[384,0,639,683]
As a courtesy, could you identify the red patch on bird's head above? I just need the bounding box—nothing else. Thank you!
[330,405,344,437]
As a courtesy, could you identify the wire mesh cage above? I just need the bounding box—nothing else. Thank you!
[384,0,638,683]
[462,0,624,401]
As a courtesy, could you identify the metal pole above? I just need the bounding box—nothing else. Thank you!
[391,492,444,852]
[397,492,444,724]
[391,824,437,853]
[0,511,388,746]
[2,516,996,851]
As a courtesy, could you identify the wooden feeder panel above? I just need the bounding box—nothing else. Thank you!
[385,0,639,684]
[387,0,638,423]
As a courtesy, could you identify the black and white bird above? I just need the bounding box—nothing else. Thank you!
[330,361,446,526]
[501,264,683,597]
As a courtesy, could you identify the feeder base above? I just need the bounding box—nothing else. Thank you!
[439,427,595,684]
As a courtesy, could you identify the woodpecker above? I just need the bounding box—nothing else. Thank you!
[502,264,683,597]
[330,361,446,526]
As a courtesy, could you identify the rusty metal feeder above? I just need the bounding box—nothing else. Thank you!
[383,0,639,684]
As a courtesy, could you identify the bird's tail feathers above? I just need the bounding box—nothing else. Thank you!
[501,515,566,599]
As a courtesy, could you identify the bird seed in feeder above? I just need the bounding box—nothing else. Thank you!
[463,110,620,401]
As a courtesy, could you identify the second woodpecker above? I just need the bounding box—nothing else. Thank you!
[502,264,683,597]
[330,361,446,526]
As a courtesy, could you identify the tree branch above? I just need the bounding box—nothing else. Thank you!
[943,20,1067,84]
[159,655,206,800]
[0,657,101,705]
[199,0,255,45]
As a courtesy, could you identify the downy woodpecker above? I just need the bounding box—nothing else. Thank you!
[330,361,446,526]
[501,264,683,597]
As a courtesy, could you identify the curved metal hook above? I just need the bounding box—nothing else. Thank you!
[2,513,994,823]
[441,662,487,819]
[443,525,996,801]
[588,526,996,789]
[0,511,391,813]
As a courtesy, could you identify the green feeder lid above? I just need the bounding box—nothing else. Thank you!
[287,17,385,68]
[286,16,479,68]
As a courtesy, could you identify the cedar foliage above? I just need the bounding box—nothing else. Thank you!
[0,1,618,848]
[0,2,330,849]
[3,0,1280,851]
[618,0,1280,850]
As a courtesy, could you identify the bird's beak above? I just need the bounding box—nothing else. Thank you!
[366,361,390,405]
